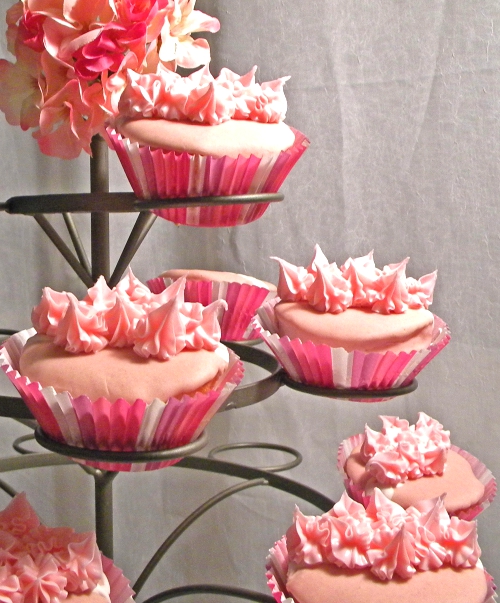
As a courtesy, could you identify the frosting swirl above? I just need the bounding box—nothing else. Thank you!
[31,269,226,359]
[359,413,451,486]
[272,245,437,315]
[117,65,289,125]
[0,494,110,603]
[286,489,480,581]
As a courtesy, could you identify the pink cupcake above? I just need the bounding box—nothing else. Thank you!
[0,493,134,603]
[106,66,309,227]
[337,413,496,520]
[147,268,277,341]
[0,271,243,472]
[254,246,450,395]
[266,490,497,603]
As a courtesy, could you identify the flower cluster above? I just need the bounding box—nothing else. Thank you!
[286,490,480,581]
[0,493,107,603]
[360,413,451,486]
[32,269,226,358]
[272,245,437,314]
[0,0,220,159]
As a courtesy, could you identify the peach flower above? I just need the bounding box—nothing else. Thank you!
[159,0,220,69]
[0,0,220,158]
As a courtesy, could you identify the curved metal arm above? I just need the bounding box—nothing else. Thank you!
[176,456,334,512]
[141,584,275,603]
[133,478,268,595]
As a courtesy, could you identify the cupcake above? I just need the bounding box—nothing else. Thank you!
[0,493,134,603]
[106,66,309,227]
[338,413,496,519]
[254,246,450,393]
[266,490,496,603]
[0,271,244,471]
[147,269,277,341]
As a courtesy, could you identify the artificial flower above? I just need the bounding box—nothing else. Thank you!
[0,0,220,158]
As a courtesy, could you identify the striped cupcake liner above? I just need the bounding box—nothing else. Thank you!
[147,277,275,341]
[0,329,243,472]
[103,555,135,603]
[253,299,450,396]
[105,127,309,227]
[337,434,496,519]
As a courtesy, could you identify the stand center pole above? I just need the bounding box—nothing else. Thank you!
[94,470,118,559]
[90,135,110,283]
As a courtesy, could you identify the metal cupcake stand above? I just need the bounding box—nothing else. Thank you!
[0,136,416,602]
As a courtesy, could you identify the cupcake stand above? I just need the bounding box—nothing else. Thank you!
[0,136,417,602]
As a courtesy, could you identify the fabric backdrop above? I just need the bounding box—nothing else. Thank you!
[0,1,499,601]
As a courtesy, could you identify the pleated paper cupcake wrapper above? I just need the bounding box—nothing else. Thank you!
[337,434,497,520]
[106,127,309,227]
[266,538,294,603]
[147,276,275,341]
[102,555,135,603]
[266,536,497,603]
[0,329,244,472]
[254,299,451,394]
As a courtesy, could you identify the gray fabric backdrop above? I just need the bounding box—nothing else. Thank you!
[0,1,499,601]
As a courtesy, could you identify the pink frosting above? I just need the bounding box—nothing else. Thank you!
[31,269,226,359]
[0,494,109,603]
[286,489,480,581]
[272,245,437,315]
[31,289,76,337]
[52,298,108,354]
[117,65,289,125]
[359,413,451,486]
[133,297,226,360]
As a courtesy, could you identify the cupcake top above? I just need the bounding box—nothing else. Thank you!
[285,489,481,581]
[341,414,488,515]
[116,65,289,126]
[356,413,451,486]
[0,493,117,603]
[272,245,437,315]
[31,270,226,360]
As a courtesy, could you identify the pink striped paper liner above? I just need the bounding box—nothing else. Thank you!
[147,276,275,341]
[102,555,135,603]
[254,299,450,396]
[266,537,293,603]
[0,330,243,472]
[337,435,496,519]
[106,127,309,227]
[266,536,497,603]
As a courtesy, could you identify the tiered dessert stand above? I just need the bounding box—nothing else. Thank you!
[0,136,417,602]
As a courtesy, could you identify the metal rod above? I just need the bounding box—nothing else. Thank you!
[90,136,110,283]
[33,215,94,288]
[142,585,275,603]
[0,479,17,498]
[0,453,73,472]
[134,478,267,595]
[5,192,282,215]
[93,470,117,559]
[176,456,334,512]
[0,396,34,420]
[62,213,91,274]
[12,434,36,455]
[109,211,157,287]
[207,442,302,473]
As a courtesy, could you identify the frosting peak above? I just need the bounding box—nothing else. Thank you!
[286,490,480,581]
[31,270,225,360]
[359,413,451,486]
[272,246,437,315]
[117,65,289,125]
